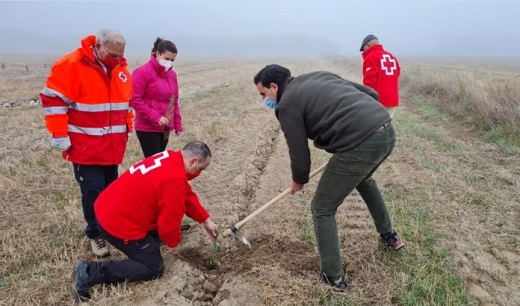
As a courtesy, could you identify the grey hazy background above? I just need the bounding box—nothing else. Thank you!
[0,0,519,58]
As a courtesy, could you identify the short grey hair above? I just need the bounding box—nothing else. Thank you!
[182,141,212,163]
[366,39,379,48]
[96,29,126,46]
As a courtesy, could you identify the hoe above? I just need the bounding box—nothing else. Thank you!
[222,163,327,248]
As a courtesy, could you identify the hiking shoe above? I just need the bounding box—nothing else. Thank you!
[73,260,91,301]
[90,237,110,257]
[319,273,348,292]
[380,231,405,251]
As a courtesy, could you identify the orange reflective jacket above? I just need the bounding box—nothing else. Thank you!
[40,35,133,165]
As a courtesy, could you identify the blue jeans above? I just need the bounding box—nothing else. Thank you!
[73,164,118,239]
[87,224,164,285]
[311,122,396,279]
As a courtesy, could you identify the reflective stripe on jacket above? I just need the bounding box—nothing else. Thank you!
[40,35,133,165]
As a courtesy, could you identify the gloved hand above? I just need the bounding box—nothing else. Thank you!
[51,136,71,151]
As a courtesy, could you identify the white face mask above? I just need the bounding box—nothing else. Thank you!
[158,59,173,71]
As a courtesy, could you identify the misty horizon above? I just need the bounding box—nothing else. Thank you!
[1,1,519,58]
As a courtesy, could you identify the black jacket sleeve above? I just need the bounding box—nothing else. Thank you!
[276,105,311,184]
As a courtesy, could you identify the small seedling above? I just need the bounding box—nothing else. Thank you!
[208,226,221,264]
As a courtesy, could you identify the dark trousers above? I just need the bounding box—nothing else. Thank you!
[73,163,118,239]
[87,224,164,286]
[311,122,396,279]
[136,131,168,158]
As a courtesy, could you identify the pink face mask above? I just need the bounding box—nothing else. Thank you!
[187,169,201,181]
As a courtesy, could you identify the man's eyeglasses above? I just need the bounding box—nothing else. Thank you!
[101,45,123,59]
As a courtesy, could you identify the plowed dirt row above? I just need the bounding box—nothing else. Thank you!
[0,57,518,305]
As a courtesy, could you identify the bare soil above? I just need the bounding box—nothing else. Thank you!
[0,56,518,305]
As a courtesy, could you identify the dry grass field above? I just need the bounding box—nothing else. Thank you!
[0,54,518,306]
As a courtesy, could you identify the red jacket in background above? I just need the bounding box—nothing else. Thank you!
[362,44,401,107]
[40,35,134,165]
[94,150,209,248]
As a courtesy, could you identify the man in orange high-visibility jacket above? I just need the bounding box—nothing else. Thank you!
[40,29,134,257]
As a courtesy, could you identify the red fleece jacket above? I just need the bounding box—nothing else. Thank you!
[95,150,209,248]
[362,44,401,107]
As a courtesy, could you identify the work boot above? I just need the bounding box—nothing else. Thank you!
[90,237,110,257]
[73,260,91,301]
[319,273,348,292]
[303,271,348,292]
[380,231,405,251]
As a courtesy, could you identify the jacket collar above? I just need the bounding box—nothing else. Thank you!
[362,44,384,59]
[80,35,97,63]
[149,54,167,75]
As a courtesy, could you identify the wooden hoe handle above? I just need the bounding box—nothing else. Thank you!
[222,163,327,238]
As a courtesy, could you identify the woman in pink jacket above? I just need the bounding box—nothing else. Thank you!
[131,37,183,157]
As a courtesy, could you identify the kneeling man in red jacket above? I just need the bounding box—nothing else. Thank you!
[73,140,218,301]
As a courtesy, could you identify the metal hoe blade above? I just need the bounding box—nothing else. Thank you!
[230,225,251,248]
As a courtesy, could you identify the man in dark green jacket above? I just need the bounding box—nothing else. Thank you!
[253,64,404,292]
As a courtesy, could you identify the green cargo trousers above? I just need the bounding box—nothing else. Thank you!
[311,122,396,280]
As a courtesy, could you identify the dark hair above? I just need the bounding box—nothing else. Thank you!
[151,37,177,56]
[182,141,212,163]
[253,64,292,101]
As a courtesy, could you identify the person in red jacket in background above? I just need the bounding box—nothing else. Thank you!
[73,141,218,301]
[360,34,401,117]
[40,29,133,257]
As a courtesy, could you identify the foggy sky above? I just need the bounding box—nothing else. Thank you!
[0,0,519,57]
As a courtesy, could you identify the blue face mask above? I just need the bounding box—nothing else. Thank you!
[263,88,277,109]
[264,97,276,109]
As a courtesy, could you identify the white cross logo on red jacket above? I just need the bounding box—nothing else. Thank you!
[380,54,397,75]
[129,151,169,175]
[118,71,128,82]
